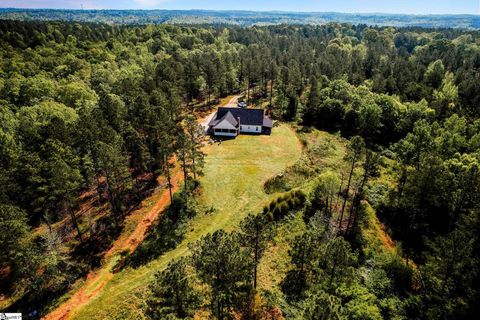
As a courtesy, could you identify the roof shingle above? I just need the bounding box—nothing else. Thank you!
[214,107,265,126]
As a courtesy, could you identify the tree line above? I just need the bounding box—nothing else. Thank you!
[1,20,480,318]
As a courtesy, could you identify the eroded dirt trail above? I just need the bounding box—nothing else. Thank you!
[44,95,240,320]
[44,167,183,320]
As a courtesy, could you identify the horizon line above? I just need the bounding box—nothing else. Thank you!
[0,8,479,17]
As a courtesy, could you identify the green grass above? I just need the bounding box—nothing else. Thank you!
[264,127,348,195]
[70,123,302,320]
[254,128,349,309]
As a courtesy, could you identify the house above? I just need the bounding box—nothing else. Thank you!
[208,107,273,137]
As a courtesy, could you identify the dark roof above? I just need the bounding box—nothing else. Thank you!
[212,107,266,127]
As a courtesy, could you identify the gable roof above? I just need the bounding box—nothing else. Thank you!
[214,111,238,129]
[212,107,265,127]
[209,110,237,128]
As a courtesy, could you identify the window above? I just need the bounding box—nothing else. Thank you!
[240,126,243,130]
[256,127,259,131]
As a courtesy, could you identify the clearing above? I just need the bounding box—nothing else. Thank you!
[63,124,301,319]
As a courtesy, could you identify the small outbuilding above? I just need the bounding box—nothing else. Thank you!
[208,107,273,137]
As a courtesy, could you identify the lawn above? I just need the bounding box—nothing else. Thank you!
[70,123,302,320]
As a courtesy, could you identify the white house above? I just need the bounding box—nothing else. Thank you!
[208,107,273,137]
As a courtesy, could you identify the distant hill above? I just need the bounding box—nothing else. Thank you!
[0,8,479,29]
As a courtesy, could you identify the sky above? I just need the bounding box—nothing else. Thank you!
[0,0,479,15]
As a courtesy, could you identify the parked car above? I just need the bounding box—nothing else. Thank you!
[238,101,247,108]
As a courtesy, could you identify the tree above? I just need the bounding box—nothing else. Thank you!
[183,115,205,181]
[190,230,250,319]
[97,139,132,226]
[338,136,365,233]
[421,220,478,319]
[42,139,83,241]
[358,100,382,142]
[424,60,445,89]
[346,149,380,235]
[175,132,190,193]
[319,237,357,290]
[282,231,318,299]
[284,93,299,121]
[239,213,273,290]
[303,289,347,320]
[0,204,29,268]
[306,172,341,223]
[147,257,200,319]
[432,72,458,117]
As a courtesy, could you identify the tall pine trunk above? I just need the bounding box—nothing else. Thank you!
[163,153,173,205]
[338,159,356,233]
[68,205,83,243]
[269,79,274,106]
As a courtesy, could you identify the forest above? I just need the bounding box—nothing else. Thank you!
[0,18,480,319]
[1,9,480,29]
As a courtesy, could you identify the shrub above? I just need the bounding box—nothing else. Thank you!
[266,211,274,222]
[269,201,276,211]
[293,197,302,207]
[272,206,280,220]
[287,198,295,209]
[278,201,289,217]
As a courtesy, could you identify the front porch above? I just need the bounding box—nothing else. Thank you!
[212,128,239,137]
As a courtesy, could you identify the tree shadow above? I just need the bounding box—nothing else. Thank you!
[119,192,196,270]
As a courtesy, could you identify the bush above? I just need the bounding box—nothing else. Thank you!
[266,211,274,221]
[262,190,307,221]
[278,201,290,217]
[287,198,295,209]
[269,201,276,211]
[271,206,280,219]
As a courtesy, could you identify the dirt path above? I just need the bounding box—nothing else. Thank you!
[44,166,183,320]
[223,94,242,107]
[44,96,241,320]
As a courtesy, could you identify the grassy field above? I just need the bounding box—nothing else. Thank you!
[70,123,302,319]
[254,128,349,307]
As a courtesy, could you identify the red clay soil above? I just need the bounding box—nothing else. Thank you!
[106,170,183,258]
[44,167,183,320]
[45,97,237,320]
[45,271,114,320]
[378,222,396,251]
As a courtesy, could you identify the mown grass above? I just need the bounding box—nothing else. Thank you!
[70,124,302,320]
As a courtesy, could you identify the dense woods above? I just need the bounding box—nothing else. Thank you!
[1,18,480,319]
[1,9,479,29]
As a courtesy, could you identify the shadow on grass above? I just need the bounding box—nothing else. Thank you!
[118,191,196,270]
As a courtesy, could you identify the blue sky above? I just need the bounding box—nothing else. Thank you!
[1,0,479,14]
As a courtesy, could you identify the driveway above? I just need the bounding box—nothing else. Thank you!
[200,94,242,133]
